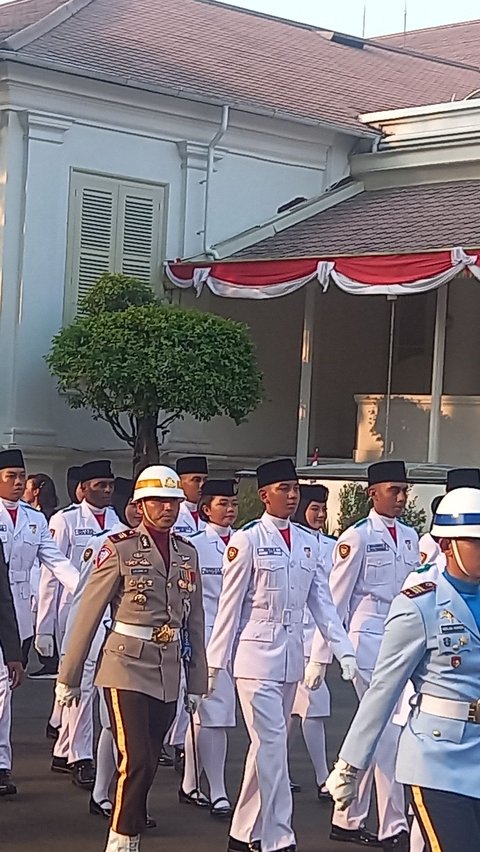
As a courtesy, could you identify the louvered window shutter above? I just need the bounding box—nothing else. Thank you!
[65,173,165,320]
[116,183,164,284]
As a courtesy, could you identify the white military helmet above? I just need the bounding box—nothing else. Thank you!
[133,465,185,502]
[431,487,480,539]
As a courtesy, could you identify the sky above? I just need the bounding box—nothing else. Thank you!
[221,0,480,37]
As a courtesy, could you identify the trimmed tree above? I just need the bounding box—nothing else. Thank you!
[47,274,263,473]
[336,481,426,535]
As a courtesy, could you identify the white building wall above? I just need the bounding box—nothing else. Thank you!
[0,66,355,474]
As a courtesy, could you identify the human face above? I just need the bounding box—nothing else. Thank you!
[180,473,208,504]
[125,500,142,529]
[203,496,239,528]
[305,501,328,531]
[139,497,182,531]
[23,478,40,507]
[440,537,480,582]
[369,481,408,518]
[0,468,27,502]
[82,478,114,509]
[260,480,300,520]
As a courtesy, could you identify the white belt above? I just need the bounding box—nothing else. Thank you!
[112,621,180,644]
[420,694,480,724]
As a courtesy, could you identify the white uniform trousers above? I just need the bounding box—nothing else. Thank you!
[167,666,189,747]
[232,679,297,852]
[332,672,408,841]
[0,649,12,770]
[53,658,96,763]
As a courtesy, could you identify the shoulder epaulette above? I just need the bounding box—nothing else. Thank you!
[62,504,77,514]
[325,533,337,541]
[173,533,195,548]
[92,530,107,538]
[190,530,204,538]
[293,522,316,537]
[242,520,259,531]
[109,529,137,543]
[416,563,432,574]
[354,518,368,528]
[402,582,436,598]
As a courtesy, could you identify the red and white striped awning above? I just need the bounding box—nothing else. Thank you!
[166,247,480,299]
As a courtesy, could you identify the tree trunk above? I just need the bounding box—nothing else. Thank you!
[133,414,160,477]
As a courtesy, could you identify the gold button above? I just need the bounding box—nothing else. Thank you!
[118,644,125,651]
[432,730,441,738]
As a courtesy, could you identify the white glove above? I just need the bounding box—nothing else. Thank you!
[340,655,358,681]
[55,682,81,708]
[325,759,359,810]
[207,667,220,696]
[34,634,55,658]
[304,660,327,690]
[185,693,202,714]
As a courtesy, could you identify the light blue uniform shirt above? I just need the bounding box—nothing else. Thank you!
[340,571,480,799]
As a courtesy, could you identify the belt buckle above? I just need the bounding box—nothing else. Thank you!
[468,699,480,724]
[152,624,175,644]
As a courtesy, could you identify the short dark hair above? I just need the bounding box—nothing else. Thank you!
[198,494,214,523]
[27,473,58,520]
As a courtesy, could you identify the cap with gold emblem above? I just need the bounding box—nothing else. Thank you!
[133,465,185,501]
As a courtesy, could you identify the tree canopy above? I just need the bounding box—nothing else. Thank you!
[47,274,263,470]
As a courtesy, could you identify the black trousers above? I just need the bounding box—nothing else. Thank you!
[104,688,176,836]
[411,785,480,852]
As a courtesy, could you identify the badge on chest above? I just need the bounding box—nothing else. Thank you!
[256,547,283,557]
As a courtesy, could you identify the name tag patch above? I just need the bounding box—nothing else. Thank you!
[257,547,283,556]
[201,567,222,575]
[440,624,465,634]
[75,528,95,537]
[366,544,389,553]
[130,567,150,575]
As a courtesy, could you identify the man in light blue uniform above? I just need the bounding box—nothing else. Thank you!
[326,486,480,852]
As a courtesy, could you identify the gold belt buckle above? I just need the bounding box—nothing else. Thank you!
[152,624,176,644]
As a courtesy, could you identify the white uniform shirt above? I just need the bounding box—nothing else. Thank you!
[302,532,336,658]
[207,512,354,683]
[61,522,127,660]
[190,523,231,639]
[310,508,420,669]
[36,501,119,638]
[0,500,78,641]
[173,501,206,538]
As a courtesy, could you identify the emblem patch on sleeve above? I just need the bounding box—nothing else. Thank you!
[83,547,93,562]
[402,581,436,598]
[227,546,239,562]
[338,544,351,559]
[96,545,113,568]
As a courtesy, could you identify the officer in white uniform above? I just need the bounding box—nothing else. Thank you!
[290,484,335,800]
[169,455,209,767]
[181,479,238,817]
[36,459,119,789]
[207,458,358,852]
[327,486,480,852]
[310,460,418,850]
[0,448,78,794]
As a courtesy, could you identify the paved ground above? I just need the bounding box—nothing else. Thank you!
[3,668,376,852]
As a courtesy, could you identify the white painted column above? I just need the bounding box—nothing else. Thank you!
[296,283,316,467]
[427,284,448,463]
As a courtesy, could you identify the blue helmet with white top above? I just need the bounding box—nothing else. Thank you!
[431,487,480,539]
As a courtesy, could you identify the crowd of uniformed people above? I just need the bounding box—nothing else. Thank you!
[0,448,478,852]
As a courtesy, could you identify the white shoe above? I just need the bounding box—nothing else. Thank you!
[104,829,140,852]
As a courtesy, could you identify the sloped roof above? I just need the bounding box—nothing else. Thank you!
[379,19,480,71]
[1,0,480,132]
[0,0,62,38]
[233,180,480,257]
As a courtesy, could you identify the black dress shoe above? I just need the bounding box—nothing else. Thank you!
[28,665,58,680]
[178,787,210,808]
[173,745,185,774]
[145,815,156,829]
[71,758,95,789]
[317,783,332,801]
[158,746,174,767]
[0,769,17,796]
[330,824,382,847]
[89,796,112,818]
[382,832,409,851]
[227,838,261,852]
[46,723,59,741]
[210,796,232,818]
[51,756,71,774]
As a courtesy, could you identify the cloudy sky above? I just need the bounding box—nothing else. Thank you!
[222,0,479,36]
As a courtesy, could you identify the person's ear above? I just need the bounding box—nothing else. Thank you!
[439,537,453,556]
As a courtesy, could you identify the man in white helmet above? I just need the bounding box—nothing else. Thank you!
[326,486,480,852]
[56,465,208,852]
